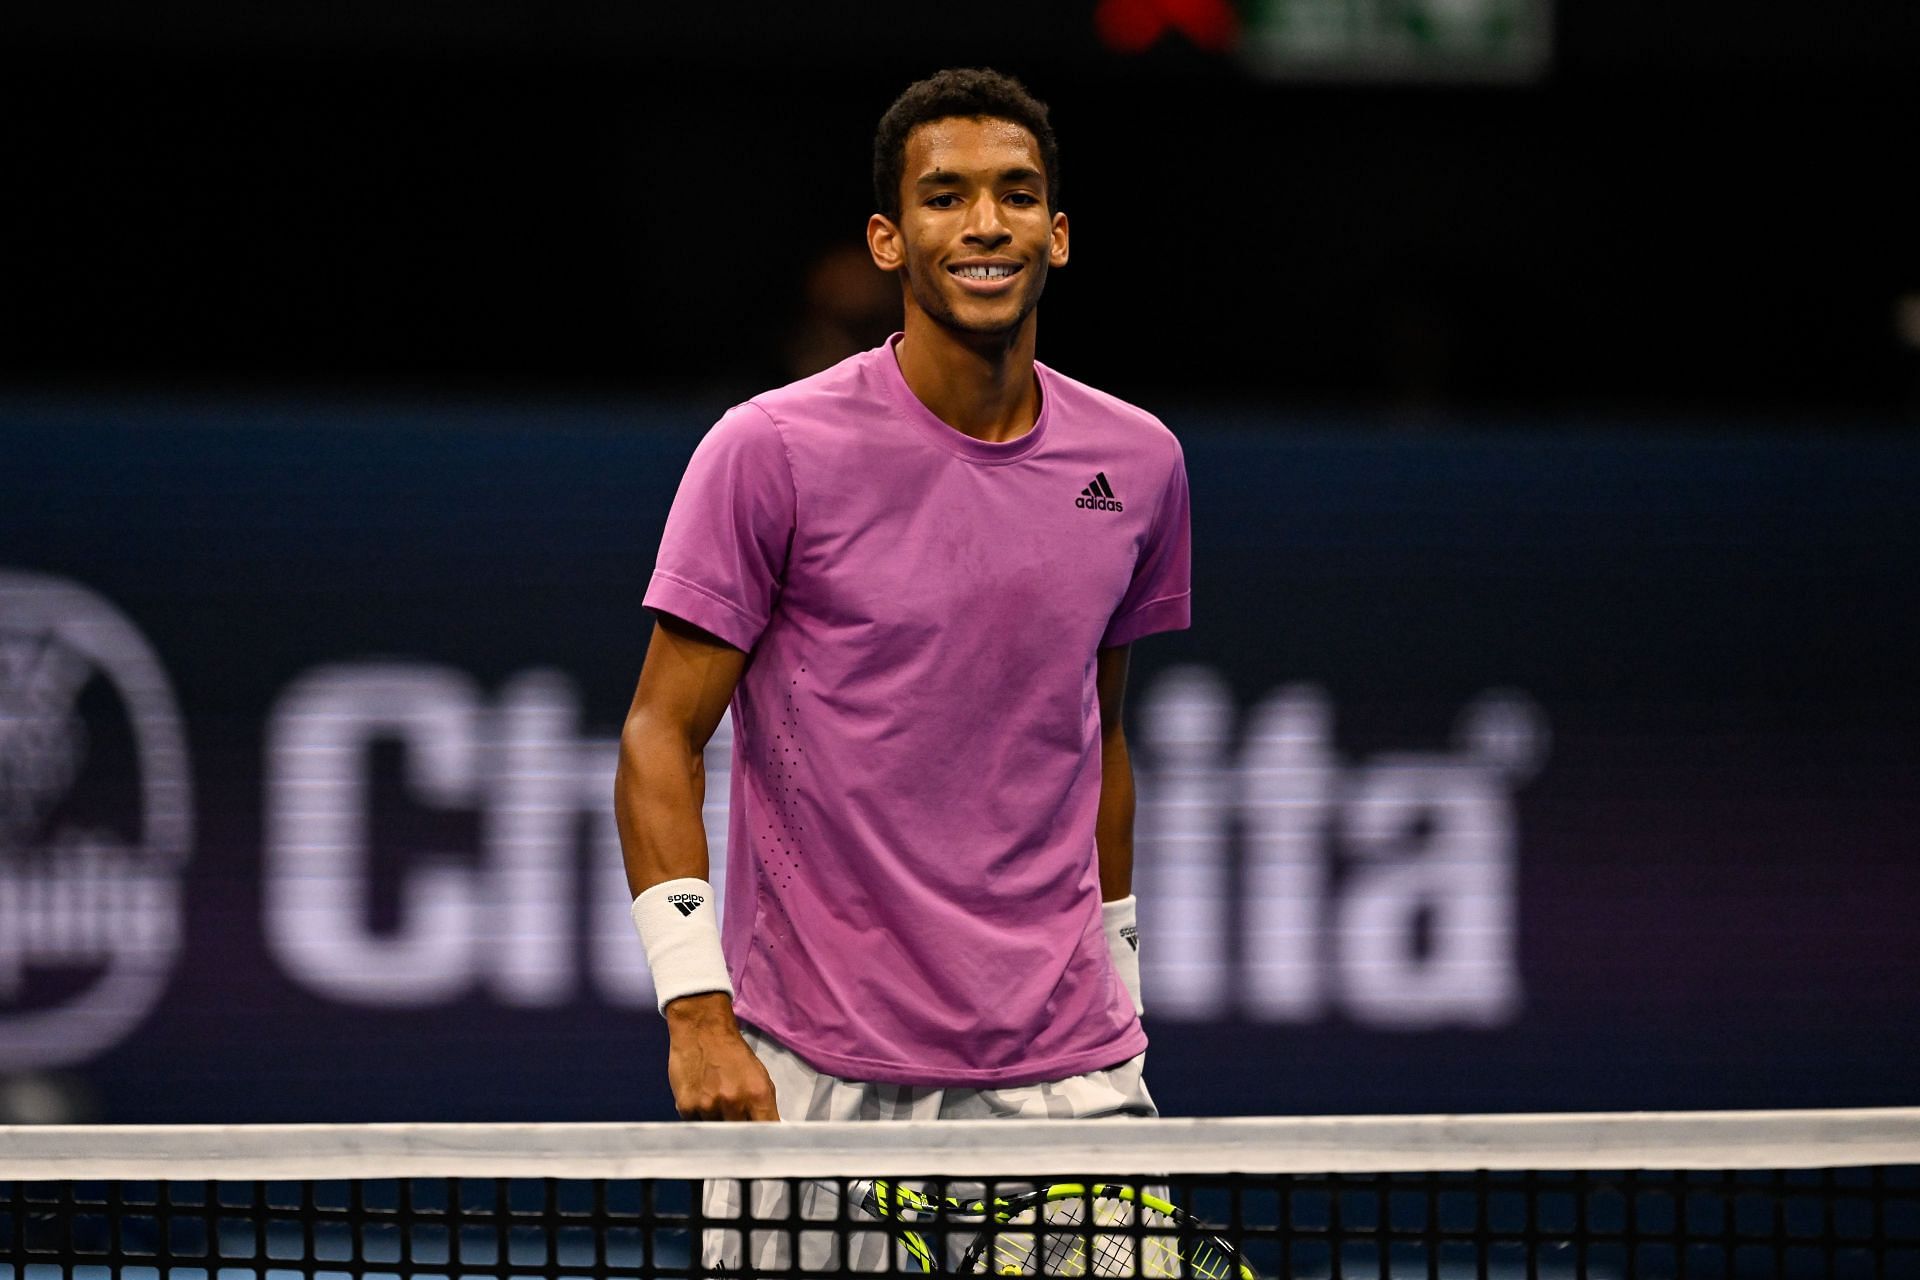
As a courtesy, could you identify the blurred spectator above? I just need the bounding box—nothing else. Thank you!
[1378,285,1456,424]
[1359,247,1466,427]
[779,243,902,382]
[1896,290,1920,421]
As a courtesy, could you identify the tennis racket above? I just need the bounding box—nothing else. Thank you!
[842,1177,1257,1277]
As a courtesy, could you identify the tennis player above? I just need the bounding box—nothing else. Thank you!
[614,67,1192,1269]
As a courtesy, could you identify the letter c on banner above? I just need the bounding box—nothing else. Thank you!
[264,664,481,1004]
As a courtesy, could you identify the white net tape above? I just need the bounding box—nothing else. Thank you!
[3,1108,1918,1181]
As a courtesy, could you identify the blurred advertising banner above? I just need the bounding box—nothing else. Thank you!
[1,399,1914,1121]
[1235,0,1551,81]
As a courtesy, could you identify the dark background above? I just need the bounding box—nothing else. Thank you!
[4,0,1918,419]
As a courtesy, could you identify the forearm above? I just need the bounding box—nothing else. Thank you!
[1094,726,1135,901]
[614,711,713,897]
[616,717,731,1011]
[615,619,770,1118]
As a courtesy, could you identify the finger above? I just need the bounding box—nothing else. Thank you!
[675,1090,720,1121]
[741,1060,779,1121]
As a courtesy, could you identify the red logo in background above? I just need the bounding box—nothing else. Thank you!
[1095,0,1239,53]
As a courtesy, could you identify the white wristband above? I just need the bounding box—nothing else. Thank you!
[631,878,733,1014]
[1102,894,1144,1017]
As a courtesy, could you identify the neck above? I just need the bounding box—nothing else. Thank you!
[893,309,1041,443]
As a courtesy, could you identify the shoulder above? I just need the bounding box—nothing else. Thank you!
[679,399,795,507]
[739,344,889,435]
[688,398,787,473]
[1038,361,1184,463]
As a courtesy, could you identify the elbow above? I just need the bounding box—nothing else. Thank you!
[617,707,702,796]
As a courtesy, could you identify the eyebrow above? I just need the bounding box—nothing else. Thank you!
[915,166,1044,187]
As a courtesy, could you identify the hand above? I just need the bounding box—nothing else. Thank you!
[664,993,779,1120]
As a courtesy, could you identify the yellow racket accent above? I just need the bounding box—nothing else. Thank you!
[853,1177,1256,1277]
[965,1182,1255,1278]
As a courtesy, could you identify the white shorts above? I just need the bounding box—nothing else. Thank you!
[701,1023,1156,1273]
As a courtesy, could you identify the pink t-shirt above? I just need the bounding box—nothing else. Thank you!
[645,336,1191,1086]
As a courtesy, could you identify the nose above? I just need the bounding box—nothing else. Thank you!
[961,193,1011,248]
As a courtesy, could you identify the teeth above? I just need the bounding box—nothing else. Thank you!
[955,265,1016,280]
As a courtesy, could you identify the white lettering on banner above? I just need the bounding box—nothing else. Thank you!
[1139,669,1546,1028]
[1132,667,1236,1018]
[1237,684,1337,1020]
[0,571,1545,1065]
[265,665,484,1002]
[259,659,1540,1028]
[487,671,578,1005]
[0,570,191,1070]
[264,663,732,1009]
[1335,694,1544,1027]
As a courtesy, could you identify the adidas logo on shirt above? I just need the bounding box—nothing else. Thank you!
[1076,472,1124,512]
[668,893,706,917]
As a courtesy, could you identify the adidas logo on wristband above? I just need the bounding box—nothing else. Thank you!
[632,878,732,1012]
[1120,924,1139,952]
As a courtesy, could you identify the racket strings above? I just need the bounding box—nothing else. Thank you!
[981,1193,1206,1277]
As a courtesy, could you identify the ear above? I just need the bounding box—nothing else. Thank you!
[867,213,904,273]
[1049,211,1069,269]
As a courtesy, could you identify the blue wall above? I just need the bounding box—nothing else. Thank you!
[2,399,1916,1121]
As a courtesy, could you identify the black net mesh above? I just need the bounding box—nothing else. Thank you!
[7,1165,1920,1279]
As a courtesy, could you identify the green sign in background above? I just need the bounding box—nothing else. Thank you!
[1240,0,1550,80]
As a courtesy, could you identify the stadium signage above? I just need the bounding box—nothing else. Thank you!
[260,659,1538,1028]
[0,571,192,1070]
[0,574,1539,1074]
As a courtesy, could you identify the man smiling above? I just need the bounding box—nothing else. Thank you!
[614,66,1193,1268]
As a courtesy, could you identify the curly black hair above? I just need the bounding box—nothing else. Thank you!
[872,68,1060,222]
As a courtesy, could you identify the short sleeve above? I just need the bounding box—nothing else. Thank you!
[644,403,795,652]
[1101,435,1192,648]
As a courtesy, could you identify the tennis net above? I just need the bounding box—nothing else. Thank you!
[5,1109,1918,1278]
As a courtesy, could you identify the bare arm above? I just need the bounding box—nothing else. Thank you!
[616,612,746,895]
[614,613,776,1120]
[1094,644,1134,901]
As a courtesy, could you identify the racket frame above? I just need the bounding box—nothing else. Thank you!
[841,1177,1255,1277]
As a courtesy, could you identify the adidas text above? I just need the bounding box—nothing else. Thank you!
[1076,496,1125,512]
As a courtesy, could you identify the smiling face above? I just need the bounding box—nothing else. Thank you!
[867,115,1070,341]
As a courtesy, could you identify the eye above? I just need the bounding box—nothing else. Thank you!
[1007,192,1041,206]
[926,193,961,209]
